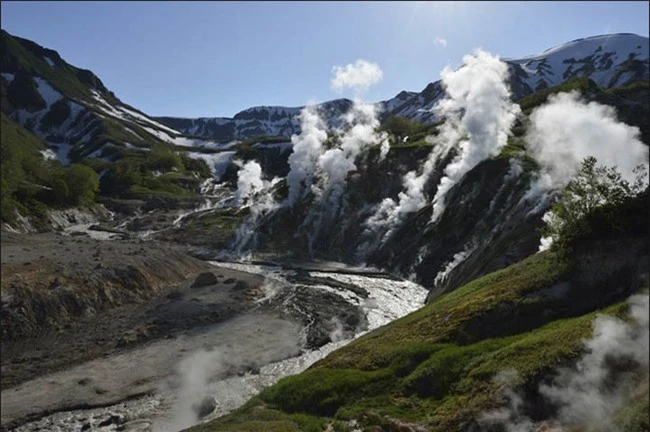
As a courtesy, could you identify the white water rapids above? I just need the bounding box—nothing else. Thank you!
[11,262,427,432]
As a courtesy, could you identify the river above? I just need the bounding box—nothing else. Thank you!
[10,261,427,432]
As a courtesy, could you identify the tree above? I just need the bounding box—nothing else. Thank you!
[380,116,421,143]
[541,156,647,252]
[62,163,99,206]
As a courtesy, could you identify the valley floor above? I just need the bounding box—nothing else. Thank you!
[0,229,272,428]
[0,224,428,432]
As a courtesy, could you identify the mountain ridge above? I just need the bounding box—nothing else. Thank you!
[155,33,649,140]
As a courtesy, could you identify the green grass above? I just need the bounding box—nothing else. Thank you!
[190,398,327,432]
[1,113,104,227]
[315,250,570,371]
[163,208,246,249]
[189,245,646,431]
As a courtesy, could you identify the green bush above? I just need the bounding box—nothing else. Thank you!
[380,116,422,141]
[146,148,184,172]
[62,163,99,205]
[41,98,71,130]
[6,70,46,112]
[541,157,647,253]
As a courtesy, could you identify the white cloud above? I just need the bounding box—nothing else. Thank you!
[330,59,383,94]
[434,36,448,47]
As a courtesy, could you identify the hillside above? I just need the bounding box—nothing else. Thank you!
[188,192,649,432]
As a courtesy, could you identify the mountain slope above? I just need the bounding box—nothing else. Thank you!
[156,33,649,141]
[0,30,247,223]
[188,203,649,431]
[0,30,231,165]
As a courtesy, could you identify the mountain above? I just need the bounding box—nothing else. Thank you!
[1,29,648,432]
[0,30,231,164]
[3,29,647,293]
[156,33,649,140]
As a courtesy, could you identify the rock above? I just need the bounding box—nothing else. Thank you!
[192,396,217,418]
[191,272,219,288]
[223,278,235,284]
[48,277,61,290]
[233,280,249,291]
[81,423,91,431]
[98,414,122,427]
[166,290,184,301]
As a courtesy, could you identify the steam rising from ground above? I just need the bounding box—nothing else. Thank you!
[360,49,519,257]
[523,91,649,250]
[286,105,329,206]
[234,160,265,206]
[480,294,650,431]
[429,49,520,223]
[281,59,388,253]
[313,100,389,214]
[525,91,649,202]
[153,319,302,432]
[232,160,281,256]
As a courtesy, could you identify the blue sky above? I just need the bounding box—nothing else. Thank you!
[2,1,648,118]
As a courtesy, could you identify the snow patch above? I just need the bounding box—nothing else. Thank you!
[187,151,235,181]
[124,127,144,140]
[34,78,63,108]
[40,149,57,160]
[48,142,74,165]
[1,73,15,83]
[252,141,293,153]
[124,142,150,152]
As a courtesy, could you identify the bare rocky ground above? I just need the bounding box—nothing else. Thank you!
[0,229,277,429]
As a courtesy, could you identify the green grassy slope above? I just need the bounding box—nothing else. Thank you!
[188,203,648,431]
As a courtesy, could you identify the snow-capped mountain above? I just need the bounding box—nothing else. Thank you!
[2,31,647,154]
[157,99,354,143]
[157,33,649,140]
[508,33,649,90]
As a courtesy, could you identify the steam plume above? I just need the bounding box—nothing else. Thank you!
[361,49,519,257]
[480,294,650,431]
[234,160,265,206]
[286,105,329,206]
[525,91,649,195]
[522,91,649,250]
[232,160,281,256]
[153,319,302,432]
[313,100,389,214]
[429,49,521,223]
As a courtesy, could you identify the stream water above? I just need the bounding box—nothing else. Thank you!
[11,262,428,432]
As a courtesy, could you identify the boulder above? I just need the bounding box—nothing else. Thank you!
[192,396,217,418]
[191,272,219,288]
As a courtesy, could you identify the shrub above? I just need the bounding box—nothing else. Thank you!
[62,163,99,206]
[541,156,648,253]
[380,116,422,141]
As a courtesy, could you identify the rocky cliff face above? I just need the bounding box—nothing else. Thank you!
[166,74,648,297]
